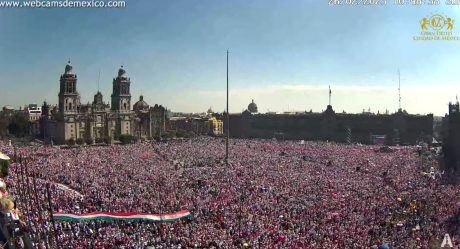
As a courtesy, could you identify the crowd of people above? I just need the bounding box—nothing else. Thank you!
[0,144,32,248]
[0,137,458,248]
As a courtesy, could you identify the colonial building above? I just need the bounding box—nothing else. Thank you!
[40,61,168,144]
[23,104,42,122]
[132,95,168,139]
[23,104,41,136]
[169,115,224,136]
[208,117,224,136]
[190,117,224,136]
[227,100,433,145]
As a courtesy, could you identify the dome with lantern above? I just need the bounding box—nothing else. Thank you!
[247,99,258,113]
[64,60,74,75]
[117,65,128,79]
[133,95,149,113]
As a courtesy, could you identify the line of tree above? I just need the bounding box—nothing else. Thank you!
[0,111,29,138]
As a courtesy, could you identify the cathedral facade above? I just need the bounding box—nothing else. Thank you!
[40,61,167,144]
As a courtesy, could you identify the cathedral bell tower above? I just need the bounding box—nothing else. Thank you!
[58,60,80,115]
[111,65,131,112]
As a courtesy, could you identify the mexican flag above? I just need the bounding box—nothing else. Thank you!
[52,210,191,222]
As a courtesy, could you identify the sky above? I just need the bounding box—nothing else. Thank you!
[0,0,460,116]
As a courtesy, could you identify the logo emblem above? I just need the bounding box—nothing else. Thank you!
[414,14,459,41]
[430,14,446,30]
[420,14,454,31]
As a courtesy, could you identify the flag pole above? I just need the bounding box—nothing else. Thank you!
[226,50,229,167]
[398,69,401,111]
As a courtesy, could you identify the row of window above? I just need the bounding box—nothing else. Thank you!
[28,115,41,121]
[113,85,130,95]
[65,82,76,93]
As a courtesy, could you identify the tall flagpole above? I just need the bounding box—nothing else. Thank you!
[226,50,229,167]
[398,69,401,111]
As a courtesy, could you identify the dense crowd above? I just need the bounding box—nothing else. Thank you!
[0,137,458,248]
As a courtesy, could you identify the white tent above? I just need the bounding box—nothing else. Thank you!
[0,152,10,161]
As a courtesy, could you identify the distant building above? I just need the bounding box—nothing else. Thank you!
[24,104,42,122]
[22,104,41,136]
[248,99,258,113]
[169,117,193,132]
[227,100,433,145]
[1,106,15,116]
[208,117,224,136]
[169,115,223,136]
[442,101,460,169]
[132,95,168,139]
[191,117,224,136]
[207,107,214,115]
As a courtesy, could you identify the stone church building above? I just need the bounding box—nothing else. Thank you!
[40,61,167,144]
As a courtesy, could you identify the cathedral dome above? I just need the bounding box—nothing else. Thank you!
[133,95,149,113]
[248,99,258,113]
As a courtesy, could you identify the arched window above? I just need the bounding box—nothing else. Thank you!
[123,102,127,110]
[69,102,72,110]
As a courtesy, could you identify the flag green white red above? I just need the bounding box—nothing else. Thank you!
[52,210,191,222]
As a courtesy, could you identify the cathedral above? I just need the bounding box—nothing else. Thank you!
[40,61,167,144]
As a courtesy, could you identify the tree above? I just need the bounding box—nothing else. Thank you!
[162,131,176,139]
[104,137,111,144]
[119,134,135,144]
[0,159,9,177]
[0,112,10,138]
[76,138,84,145]
[85,137,94,145]
[66,138,75,146]
[8,112,29,137]
[113,129,121,141]
[176,129,195,138]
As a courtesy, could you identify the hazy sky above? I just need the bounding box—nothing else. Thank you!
[1,0,460,115]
